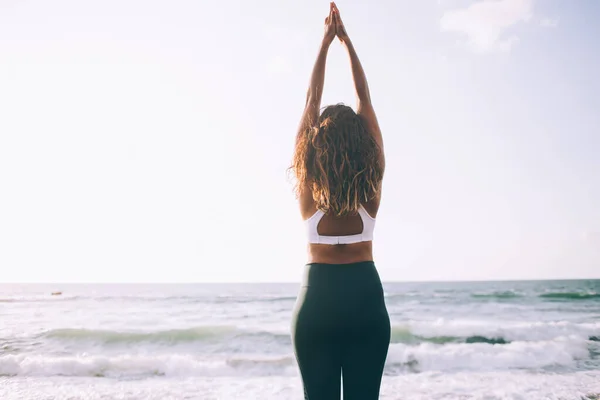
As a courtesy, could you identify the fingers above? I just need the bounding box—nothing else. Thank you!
[334,13,342,30]
[332,3,342,25]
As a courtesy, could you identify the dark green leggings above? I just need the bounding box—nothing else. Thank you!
[291,261,391,400]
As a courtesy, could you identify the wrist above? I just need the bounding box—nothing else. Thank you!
[321,38,333,48]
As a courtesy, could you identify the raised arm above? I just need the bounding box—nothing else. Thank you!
[333,3,385,171]
[296,3,337,143]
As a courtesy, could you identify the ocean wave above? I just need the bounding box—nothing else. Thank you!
[390,326,456,344]
[539,292,600,300]
[43,327,233,343]
[385,292,430,299]
[400,320,600,343]
[0,337,589,378]
[386,336,590,373]
[471,291,523,300]
[38,319,600,350]
[465,335,509,344]
[43,326,512,348]
[387,323,600,345]
[390,327,509,345]
[0,354,296,378]
[41,326,290,346]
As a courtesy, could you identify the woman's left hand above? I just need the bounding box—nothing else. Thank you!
[323,3,337,45]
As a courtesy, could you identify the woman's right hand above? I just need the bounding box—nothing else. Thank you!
[332,2,350,44]
[323,3,337,45]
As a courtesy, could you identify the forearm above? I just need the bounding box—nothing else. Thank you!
[344,40,371,105]
[305,40,331,107]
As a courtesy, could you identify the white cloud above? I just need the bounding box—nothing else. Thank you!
[540,17,559,28]
[440,0,534,53]
[497,35,520,52]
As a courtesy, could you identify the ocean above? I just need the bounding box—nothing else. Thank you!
[1,279,599,399]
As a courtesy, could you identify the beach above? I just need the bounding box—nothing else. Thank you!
[1,280,599,399]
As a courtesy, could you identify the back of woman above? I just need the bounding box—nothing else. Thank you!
[289,3,390,400]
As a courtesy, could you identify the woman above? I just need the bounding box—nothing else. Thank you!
[290,3,390,400]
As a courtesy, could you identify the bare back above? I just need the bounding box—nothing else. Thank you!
[300,187,381,264]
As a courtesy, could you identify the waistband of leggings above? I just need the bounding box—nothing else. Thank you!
[301,260,380,288]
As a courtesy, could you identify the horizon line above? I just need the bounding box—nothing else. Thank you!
[2,277,599,285]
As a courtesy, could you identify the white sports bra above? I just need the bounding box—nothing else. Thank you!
[306,205,376,245]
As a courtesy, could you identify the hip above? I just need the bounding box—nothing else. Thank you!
[297,261,386,309]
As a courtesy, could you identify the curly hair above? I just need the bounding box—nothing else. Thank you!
[291,104,383,217]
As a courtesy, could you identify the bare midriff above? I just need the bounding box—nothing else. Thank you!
[307,241,373,264]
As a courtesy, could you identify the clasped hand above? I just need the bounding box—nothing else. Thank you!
[324,2,350,45]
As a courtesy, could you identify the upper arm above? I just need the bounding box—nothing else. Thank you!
[298,182,318,220]
[357,101,385,172]
[295,96,320,145]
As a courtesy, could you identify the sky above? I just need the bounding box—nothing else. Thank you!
[0,0,598,283]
